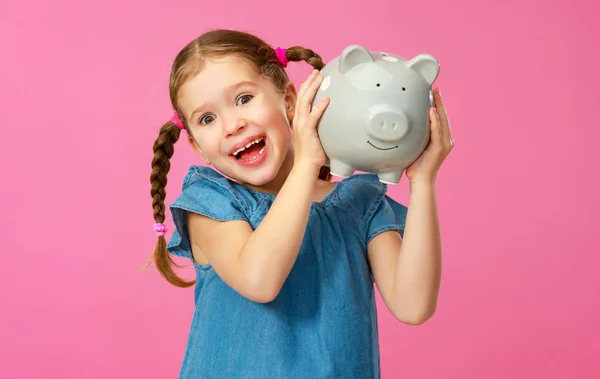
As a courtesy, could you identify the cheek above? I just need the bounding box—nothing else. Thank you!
[255,94,287,123]
[192,130,222,156]
[261,105,290,131]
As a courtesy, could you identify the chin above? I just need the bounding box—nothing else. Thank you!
[221,166,279,188]
[242,171,279,186]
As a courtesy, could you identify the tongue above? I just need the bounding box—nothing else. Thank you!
[238,143,262,161]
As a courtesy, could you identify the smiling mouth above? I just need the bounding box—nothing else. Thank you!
[367,141,398,150]
[231,137,266,160]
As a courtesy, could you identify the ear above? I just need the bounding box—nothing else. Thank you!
[187,135,211,165]
[339,45,374,74]
[406,54,440,85]
[283,82,297,124]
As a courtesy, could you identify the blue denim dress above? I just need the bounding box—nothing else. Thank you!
[167,165,407,379]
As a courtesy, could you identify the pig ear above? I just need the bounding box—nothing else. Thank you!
[339,45,374,74]
[407,54,440,85]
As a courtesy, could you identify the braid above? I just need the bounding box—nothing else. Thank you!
[149,121,195,288]
[151,124,178,224]
[284,46,325,70]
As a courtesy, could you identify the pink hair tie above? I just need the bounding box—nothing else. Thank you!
[171,111,185,130]
[275,47,288,68]
[154,223,168,237]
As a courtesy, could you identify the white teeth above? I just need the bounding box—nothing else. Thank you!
[232,137,264,156]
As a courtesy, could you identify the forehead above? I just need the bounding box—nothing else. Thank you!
[177,56,266,114]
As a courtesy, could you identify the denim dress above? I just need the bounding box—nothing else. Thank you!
[167,165,407,379]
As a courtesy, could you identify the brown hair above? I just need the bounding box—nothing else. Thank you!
[149,29,331,287]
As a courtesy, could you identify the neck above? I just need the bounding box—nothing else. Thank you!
[259,148,296,194]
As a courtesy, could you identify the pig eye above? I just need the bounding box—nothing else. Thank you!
[402,87,406,91]
[376,83,380,87]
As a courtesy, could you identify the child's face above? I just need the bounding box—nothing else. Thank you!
[177,55,296,186]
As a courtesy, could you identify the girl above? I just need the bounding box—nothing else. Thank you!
[149,29,453,378]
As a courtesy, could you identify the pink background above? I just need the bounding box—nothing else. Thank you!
[2,0,599,377]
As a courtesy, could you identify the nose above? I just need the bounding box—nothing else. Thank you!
[224,117,247,136]
[366,105,409,142]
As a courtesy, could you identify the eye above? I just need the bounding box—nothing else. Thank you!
[402,87,406,91]
[237,94,253,105]
[199,113,216,125]
[376,83,380,87]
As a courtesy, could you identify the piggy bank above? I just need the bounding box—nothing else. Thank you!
[313,45,440,184]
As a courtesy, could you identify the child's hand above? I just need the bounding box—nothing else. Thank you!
[405,88,454,183]
[292,69,330,173]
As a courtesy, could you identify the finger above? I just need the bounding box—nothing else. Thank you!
[298,72,323,120]
[300,71,322,105]
[294,70,319,125]
[433,88,451,142]
[297,69,319,101]
[433,88,446,113]
[308,96,330,124]
[297,70,316,94]
[294,71,316,121]
[429,106,442,144]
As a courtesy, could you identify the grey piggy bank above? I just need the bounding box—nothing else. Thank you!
[313,45,440,184]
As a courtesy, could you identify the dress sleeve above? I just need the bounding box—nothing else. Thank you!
[166,170,250,260]
[364,192,408,244]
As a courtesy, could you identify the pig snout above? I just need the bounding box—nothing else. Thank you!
[366,105,409,142]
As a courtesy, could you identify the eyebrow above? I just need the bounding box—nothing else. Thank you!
[188,80,258,121]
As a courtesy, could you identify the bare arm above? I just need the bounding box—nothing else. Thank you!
[368,181,442,325]
[187,163,320,303]
[368,89,453,324]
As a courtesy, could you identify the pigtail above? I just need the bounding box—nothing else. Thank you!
[318,166,332,181]
[284,46,325,70]
[149,121,195,288]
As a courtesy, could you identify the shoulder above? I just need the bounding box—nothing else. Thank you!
[169,165,262,221]
[336,173,408,231]
[336,173,389,217]
[166,165,259,260]
[179,164,235,193]
[339,172,387,193]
